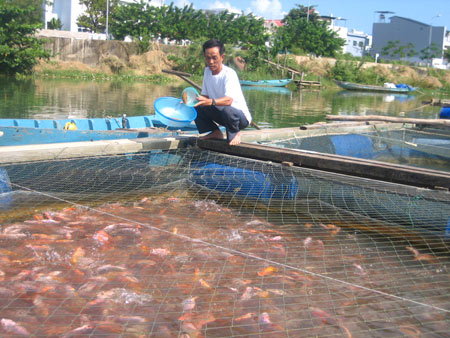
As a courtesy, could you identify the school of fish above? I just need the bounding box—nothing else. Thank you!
[0,195,449,337]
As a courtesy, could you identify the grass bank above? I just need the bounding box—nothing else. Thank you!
[33,47,450,97]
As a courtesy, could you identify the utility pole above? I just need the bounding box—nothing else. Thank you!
[427,14,441,66]
[106,0,109,39]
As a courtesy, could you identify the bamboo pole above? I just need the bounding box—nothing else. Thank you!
[162,69,201,90]
[326,115,450,127]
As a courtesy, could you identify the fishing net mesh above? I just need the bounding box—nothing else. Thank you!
[262,126,450,172]
[0,146,449,337]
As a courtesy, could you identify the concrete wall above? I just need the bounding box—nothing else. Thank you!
[38,33,138,66]
[43,37,136,66]
[37,31,182,69]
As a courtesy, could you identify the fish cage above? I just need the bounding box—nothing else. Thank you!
[261,126,450,173]
[0,146,449,337]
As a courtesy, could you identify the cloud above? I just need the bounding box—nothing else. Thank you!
[249,0,285,19]
[207,1,243,14]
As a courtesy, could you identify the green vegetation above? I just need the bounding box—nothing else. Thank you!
[47,18,63,30]
[2,0,42,24]
[381,40,417,62]
[35,68,171,83]
[0,1,51,75]
[272,5,345,57]
[329,60,389,85]
[1,0,447,91]
[77,0,120,33]
[420,43,442,62]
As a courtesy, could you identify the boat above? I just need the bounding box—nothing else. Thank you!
[241,86,292,95]
[239,79,292,87]
[0,114,198,131]
[334,80,416,93]
[0,114,199,146]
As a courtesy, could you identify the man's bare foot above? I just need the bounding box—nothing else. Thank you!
[199,129,224,140]
[228,132,242,146]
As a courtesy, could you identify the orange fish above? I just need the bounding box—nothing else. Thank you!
[71,247,85,264]
[182,296,197,311]
[93,230,113,247]
[1,318,30,336]
[258,266,277,276]
[311,307,352,338]
[320,223,341,236]
[198,279,212,289]
[406,246,437,263]
[235,312,256,321]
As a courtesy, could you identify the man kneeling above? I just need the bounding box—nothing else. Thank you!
[194,39,252,146]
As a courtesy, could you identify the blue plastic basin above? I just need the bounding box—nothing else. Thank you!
[154,97,197,128]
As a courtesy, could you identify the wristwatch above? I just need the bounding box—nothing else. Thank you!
[211,99,216,106]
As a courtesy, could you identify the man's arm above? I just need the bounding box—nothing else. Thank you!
[195,95,233,107]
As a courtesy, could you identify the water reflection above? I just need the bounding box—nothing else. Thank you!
[0,78,442,129]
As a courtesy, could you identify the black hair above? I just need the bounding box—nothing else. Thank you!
[202,39,225,55]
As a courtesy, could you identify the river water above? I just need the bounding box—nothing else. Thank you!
[1,78,449,337]
[0,78,443,127]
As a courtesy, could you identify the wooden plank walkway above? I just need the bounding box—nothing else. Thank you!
[263,59,321,89]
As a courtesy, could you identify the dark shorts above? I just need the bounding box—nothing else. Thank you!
[194,105,249,142]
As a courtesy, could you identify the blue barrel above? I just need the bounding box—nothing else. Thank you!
[439,107,450,119]
[0,167,12,209]
[190,163,298,200]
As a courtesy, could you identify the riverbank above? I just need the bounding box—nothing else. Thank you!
[34,35,450,93]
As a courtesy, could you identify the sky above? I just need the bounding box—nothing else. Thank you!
[170,0,449,35]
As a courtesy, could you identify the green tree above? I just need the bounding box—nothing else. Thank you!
[420,43,442,63]
[274,4,345,57]
[381,40,400,58]
[47,17,62,30]
[77,0,119,33]
[381,40,417,62]
[444,48,450,63]
[0,2,50,75]
[2,0,43,25]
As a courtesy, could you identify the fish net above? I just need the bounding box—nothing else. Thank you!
[262,126,450,172]
[0,146,449,337]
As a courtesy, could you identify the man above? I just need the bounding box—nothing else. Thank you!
[194,39,252,146]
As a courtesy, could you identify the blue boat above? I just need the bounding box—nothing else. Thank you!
[0,115,199,146]
[239,79,292,87]
[0,114,198,131]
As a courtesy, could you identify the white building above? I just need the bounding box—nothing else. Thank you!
[321,15,372,57]
[345,29,372,57]
[43,0,163,33]
[43,0,85,32]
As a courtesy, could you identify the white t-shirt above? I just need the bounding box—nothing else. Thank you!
[201,65,252,124]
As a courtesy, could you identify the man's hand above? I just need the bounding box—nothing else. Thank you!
[194,95,211,107]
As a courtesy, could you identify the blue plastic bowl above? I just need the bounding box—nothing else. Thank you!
[154,97,197,128]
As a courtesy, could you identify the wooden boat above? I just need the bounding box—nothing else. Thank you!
[334,80,416,93]
[239,79,292,87]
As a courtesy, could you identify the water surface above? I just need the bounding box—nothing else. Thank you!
[0,78,442,128]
